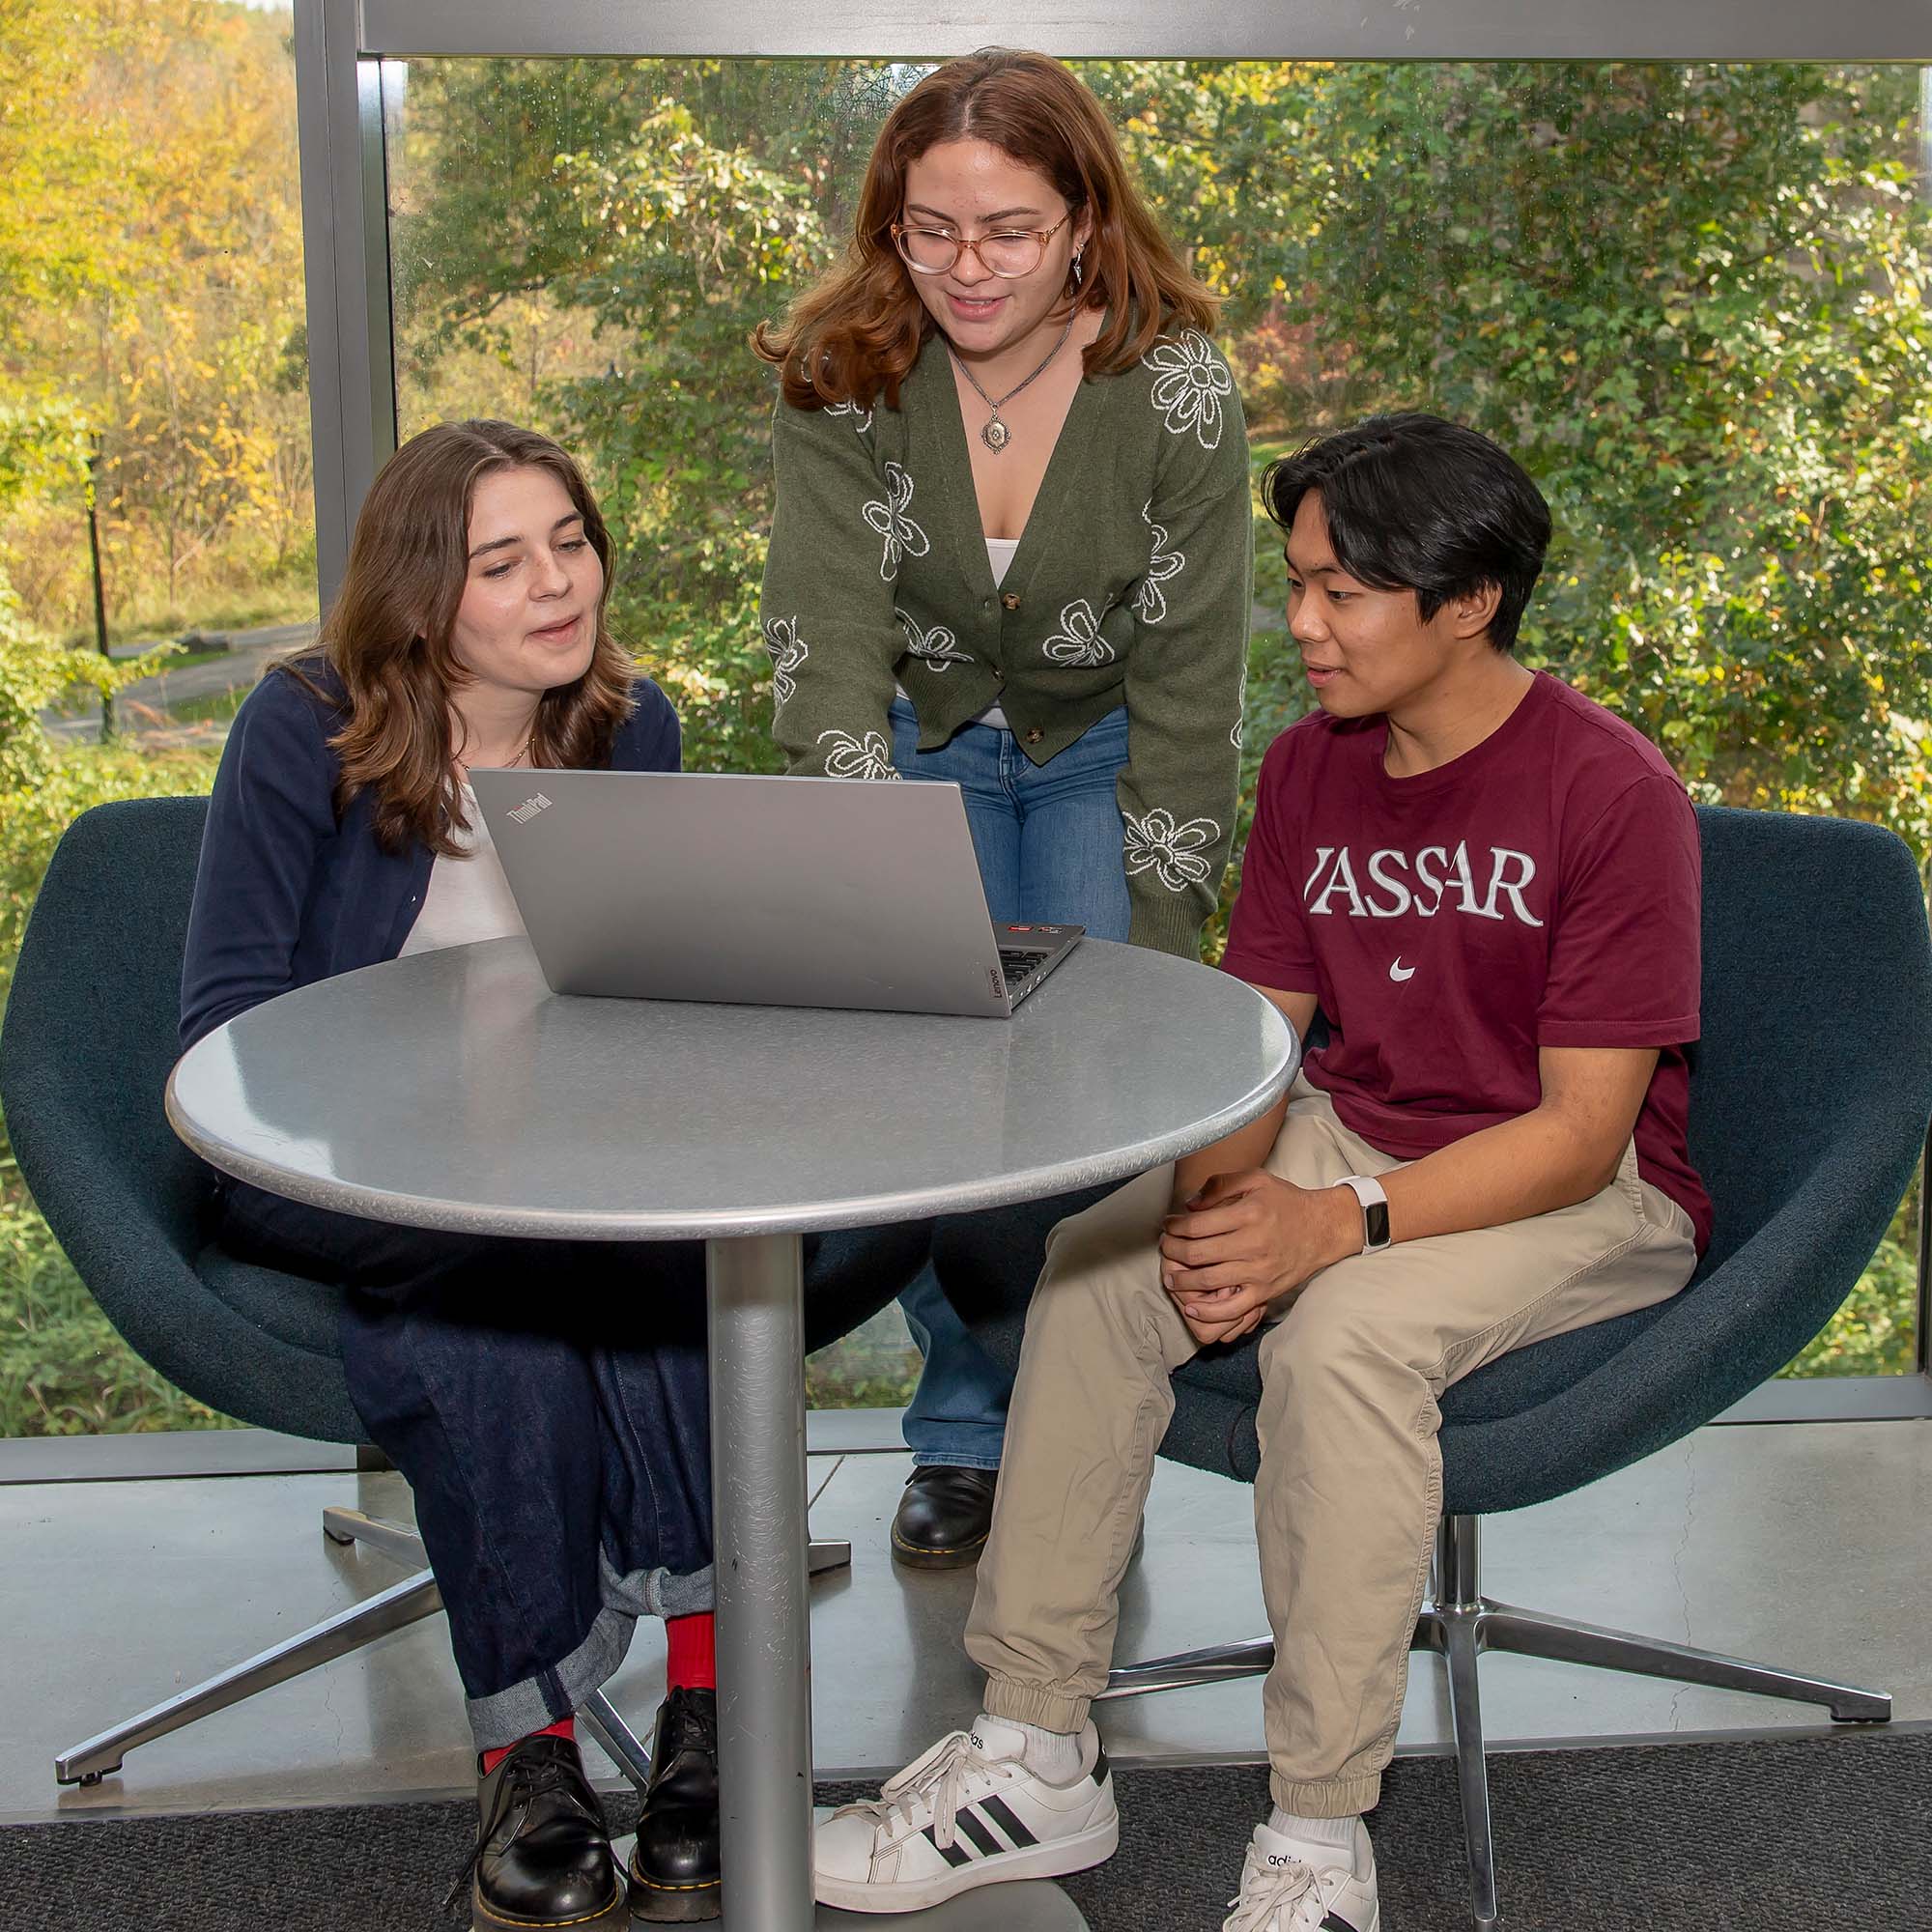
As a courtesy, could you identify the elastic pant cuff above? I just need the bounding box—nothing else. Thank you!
[1268,1771,1382,1818]
[982,1672,1091,1735]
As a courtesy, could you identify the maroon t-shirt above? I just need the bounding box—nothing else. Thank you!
[1220,671,1712,1251]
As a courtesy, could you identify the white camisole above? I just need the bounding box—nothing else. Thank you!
[895,536,1018,731]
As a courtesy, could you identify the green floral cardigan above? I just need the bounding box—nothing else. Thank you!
[760,323,1252,957]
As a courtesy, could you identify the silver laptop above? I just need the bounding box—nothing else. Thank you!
[468,767,1082,1018]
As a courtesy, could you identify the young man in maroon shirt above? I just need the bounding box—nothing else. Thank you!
[813,414,1710,1931]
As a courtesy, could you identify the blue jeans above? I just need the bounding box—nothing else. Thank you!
[219,1181,928,1748]
[889,696,1132,1468]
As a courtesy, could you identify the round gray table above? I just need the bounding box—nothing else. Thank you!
[166,934,1298,1931]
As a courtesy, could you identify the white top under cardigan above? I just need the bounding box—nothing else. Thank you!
[894,537,1019,731]
[399,780,527,955]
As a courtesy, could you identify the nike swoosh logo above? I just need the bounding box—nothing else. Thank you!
[1388,956,1415,982]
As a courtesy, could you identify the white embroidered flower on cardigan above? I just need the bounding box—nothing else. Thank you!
[762,616,808,709]
[1042,599,1115,668]
[1232,661,1247,749]
[1124,809,1222,892]
[1143,331,1234,450]
[826,398,873,434]
[896,609,974,672]
[861,463,929,581]
[1135,498,1186,623]
[817,728,901,781]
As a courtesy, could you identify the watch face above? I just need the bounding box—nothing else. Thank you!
[1364,1199,1392,1250]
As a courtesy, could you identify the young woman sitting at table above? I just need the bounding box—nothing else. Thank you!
[180,418,913,1927]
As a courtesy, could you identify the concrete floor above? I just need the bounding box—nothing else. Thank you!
[2,1419,1927,1826]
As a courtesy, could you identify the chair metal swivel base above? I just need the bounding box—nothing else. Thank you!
[1098,1512,1890,1930]
[53,1505,853,1790]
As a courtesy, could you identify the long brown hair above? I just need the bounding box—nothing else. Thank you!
[294,420,636,856]
[754,48,1219,412]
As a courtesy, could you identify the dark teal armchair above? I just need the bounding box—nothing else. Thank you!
[0,796,928,1791]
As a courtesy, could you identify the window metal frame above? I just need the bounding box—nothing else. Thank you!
[0,1410,910,1487]
[353,0,1932,64]
[289,0,1932,1433]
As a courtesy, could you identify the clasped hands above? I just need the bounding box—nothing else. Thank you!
[1159,1170,1361,1346]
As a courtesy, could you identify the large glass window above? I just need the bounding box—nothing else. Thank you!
[386,56,1931,1391]
[0,1,311,1438]
[5,43,1924,1436]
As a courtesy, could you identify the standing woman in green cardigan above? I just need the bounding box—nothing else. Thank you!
[753,48,1251,1565]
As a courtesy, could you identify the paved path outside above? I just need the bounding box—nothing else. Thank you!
[102,619,317,664]
[50,610,1284,749]
[45,621,314,747]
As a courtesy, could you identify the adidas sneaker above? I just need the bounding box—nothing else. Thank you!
[1223,1819,1380,1932]
[812,1717,1120,1914]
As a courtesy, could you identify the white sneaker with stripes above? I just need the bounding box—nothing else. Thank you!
[1223,1819,1380,1932]
[812,1718,1120,1914]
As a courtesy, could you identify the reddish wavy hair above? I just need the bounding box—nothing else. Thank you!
[289,420,636,857]
[753,48,1219,411]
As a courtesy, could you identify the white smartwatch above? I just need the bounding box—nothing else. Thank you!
[1338,1174,1393,1254]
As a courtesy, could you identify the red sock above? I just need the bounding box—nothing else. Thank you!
[480,1715,575,1776]
[666,1611,717,1690]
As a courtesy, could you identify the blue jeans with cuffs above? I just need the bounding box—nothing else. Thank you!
[219,1180,713,1752]
[219,1180,928,1750]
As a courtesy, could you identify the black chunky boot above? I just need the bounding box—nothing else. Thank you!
[890,1463,998,1568]
[447,1732,627,1931]
[629,1686,723,1922]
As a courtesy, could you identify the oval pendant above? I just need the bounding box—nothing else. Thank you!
[981,416,1010,452]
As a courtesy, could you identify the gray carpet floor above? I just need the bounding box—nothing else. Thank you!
[6,1731,1924,1931]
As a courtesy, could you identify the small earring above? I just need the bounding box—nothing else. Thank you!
[1070,249,1085,290]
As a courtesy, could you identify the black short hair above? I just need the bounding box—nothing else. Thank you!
[1262,413,1552,652]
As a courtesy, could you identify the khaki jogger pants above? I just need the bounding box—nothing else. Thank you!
[966,1079,1698,1816]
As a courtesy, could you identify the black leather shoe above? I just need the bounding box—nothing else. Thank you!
[629,1686,722,1922]
[890,1463,998,1569]
[449,1732,626,1932]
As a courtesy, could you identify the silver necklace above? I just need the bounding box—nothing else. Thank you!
[949,307,1079,453]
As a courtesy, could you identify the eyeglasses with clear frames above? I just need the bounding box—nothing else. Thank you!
[891,212,1073,279]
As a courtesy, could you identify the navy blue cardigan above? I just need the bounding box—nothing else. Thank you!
[180,663,682,1051]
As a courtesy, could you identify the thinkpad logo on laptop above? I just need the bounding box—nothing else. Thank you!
[506,793,553,825]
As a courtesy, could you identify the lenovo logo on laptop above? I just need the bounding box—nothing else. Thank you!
[506,793,553,826]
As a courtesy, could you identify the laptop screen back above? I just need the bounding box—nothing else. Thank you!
[469,767,1019,1016]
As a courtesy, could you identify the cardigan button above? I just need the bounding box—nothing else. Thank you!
[1025,727,1044,746]
[1001,592,1021,611]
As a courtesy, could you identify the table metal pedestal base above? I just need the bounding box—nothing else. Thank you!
[707,1233,1092,1932]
